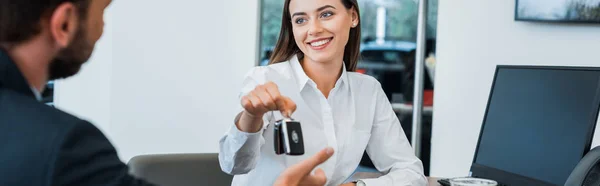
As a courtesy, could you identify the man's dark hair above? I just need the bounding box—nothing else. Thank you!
[0,0,91,45]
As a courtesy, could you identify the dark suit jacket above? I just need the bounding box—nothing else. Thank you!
[0,50,156,186]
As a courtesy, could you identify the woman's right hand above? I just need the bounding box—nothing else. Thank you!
[237,82,297,133]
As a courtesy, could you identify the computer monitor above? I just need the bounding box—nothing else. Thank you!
[470,66,600,186]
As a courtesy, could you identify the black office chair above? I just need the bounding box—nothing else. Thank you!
[565,146,600,186]
[128,153,233,186]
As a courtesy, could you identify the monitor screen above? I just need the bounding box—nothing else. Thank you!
[473,66,600,185]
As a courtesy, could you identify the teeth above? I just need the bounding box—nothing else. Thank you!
[310,39,330,47]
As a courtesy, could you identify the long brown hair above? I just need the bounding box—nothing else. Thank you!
[268,0,361,72]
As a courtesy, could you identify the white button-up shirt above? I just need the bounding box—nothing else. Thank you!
[219,55,426,186]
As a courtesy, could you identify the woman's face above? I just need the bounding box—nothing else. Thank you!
[289,0,358,64]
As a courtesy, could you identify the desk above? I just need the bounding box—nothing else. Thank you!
[350,172,441,186]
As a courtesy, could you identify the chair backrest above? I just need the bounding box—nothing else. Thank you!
[565,146,600,186]
[128,153,233,186]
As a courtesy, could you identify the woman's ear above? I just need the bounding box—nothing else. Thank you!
[350,7,359,28]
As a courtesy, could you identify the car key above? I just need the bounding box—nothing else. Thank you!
[274,118,305,156]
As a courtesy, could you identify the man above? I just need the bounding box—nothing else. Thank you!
[0,0,332,185]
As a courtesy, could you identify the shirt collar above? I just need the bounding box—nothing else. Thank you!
[290,55,349,91]
[30,86,42,101]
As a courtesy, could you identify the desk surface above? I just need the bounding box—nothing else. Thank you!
[350,172,440,186]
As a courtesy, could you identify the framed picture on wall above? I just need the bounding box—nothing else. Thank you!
[515,0,600,23]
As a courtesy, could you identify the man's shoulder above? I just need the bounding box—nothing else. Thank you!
[0,88,107,185]
[0,88,82,127]
[0,88,87,148]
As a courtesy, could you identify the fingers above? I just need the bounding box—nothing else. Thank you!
[241,83,276,116]
[245,82,296,117]
[264,82,282,99]
[240,96,253,112]
[247,91,268,114]
[303,147,334,170]
[274,148,334,186]
[288,147,335,176]
[301,168,327,186]
[280,97,297,118]
[256,86,277,110]
[314,168,326,179]
[263,82,290,116]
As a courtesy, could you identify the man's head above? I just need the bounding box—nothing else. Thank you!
[0,0,111,80]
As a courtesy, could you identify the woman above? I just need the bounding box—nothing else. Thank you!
[219,0,427,185]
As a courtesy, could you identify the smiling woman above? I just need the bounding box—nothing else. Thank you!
[218,0,428,185]
[269,0,361,73]
[256,0,440,178]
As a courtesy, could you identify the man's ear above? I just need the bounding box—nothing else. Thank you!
[49,2,79,48]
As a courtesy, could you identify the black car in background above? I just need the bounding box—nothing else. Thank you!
[358,41,425,103]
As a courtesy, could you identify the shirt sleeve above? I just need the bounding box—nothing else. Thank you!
[53,120,158,186]
[218,67,273,175]
[359,82,428,186]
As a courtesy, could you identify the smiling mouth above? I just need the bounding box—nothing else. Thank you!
[307,37,333,49]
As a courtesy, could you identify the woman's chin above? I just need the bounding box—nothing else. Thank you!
[304,54,338,64]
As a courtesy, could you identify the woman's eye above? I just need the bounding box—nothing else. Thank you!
[295,18,307,24]
[321,11,333,18]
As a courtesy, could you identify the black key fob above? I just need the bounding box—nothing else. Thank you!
[274,118,304,156]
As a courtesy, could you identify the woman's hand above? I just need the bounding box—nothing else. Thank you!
[274,147,334,186]
[237,82,297,133]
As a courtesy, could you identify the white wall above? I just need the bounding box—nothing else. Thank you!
[431,0,600,177]
[108,0,258,161]
[56,0,259,161]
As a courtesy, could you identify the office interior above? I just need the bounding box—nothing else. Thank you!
[49,0,600,185]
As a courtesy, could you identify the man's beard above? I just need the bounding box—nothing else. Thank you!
[48,25,95,80]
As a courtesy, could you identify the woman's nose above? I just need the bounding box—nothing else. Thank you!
[308,20,324,36]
